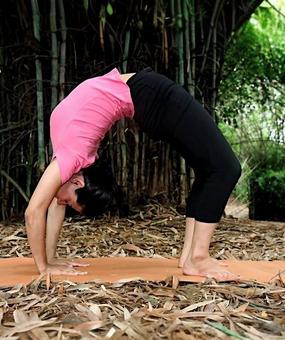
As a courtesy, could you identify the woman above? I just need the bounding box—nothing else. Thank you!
[25,67,241,281]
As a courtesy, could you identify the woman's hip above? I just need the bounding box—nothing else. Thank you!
[127,68,195,140]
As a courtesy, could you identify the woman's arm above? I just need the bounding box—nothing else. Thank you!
[25,160,62,272]
[25,160,88,275]
[46,197,66,262]
[46,198,89,268]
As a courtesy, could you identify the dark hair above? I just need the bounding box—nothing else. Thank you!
[75,163,129,217]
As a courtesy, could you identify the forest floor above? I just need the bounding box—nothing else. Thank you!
[0,203,284,339]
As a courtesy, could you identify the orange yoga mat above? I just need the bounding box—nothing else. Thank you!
[0,257,284,286]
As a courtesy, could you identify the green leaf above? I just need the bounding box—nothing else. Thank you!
[106,3,113,16]
[83,0,89,12]
[205,321,246,340]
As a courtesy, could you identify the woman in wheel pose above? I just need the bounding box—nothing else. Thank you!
[25,67,241,281]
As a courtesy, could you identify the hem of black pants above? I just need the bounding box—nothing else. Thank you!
[186,216,221,223]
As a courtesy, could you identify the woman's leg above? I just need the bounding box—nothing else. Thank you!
[128,69,241,279]
[178,169,203,267]
[178,217,195,267]
[171,97,241,280]
[183,220,238,280]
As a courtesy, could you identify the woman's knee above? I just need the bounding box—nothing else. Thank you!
[221,157,242,185]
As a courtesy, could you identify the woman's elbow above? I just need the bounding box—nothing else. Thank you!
[25,206,44,228]
[25,207,34,228]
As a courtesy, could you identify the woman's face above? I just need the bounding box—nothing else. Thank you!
[56,174,84,213]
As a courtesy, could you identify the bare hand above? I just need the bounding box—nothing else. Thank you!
[44,263,88,276]
[48,258,89,268]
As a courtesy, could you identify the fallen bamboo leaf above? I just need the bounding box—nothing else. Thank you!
[205,321,246,340]
[0,210,284,339]
[73,320,105,331]
[113,320,144,340]
[180,300,217,313]
[3,318,56,337]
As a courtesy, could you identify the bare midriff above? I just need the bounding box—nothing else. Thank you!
[120,73,136,83]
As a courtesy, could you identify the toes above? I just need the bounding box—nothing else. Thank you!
[206,271,239,282]
[219,273,240,282]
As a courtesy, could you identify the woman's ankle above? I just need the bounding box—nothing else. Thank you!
[190,254,210,262]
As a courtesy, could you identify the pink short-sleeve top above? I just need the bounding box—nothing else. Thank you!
[50,68,134,184]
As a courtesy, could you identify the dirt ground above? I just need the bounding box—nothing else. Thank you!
[0,203,284,339]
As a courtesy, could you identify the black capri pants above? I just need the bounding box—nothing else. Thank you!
[127,68,241,223]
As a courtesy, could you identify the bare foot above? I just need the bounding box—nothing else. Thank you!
[179,256,228,268]
[178,254,189,268]
[183,257,239,281]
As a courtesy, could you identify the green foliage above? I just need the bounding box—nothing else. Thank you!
[251,168,285,208]
[250,139,285,208]
[218,2,285,119]
[255,140,285,169]
[106,3,113,16]
[217,1,285,207]
[83,0,89,12]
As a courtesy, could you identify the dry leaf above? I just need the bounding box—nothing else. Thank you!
[0,209,284,339]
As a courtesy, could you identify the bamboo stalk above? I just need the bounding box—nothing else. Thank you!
[212,26,218,118]
[50,0,58,111]
[160,5,168,69]
[176,0,186,206]
[58,0,67,101]
[116,125,122,185]
[120,29,131,194]
[199,0,225,78]
[26,130,35,198]
[183,0,192,93]
[196,0,205,104]
[99,4,106,51]
[159,142,165,192]
[165,144,170,196]
[122,30,130,73]
[152,156,158,196]
[163,29,169,70]
[141,132,146,192]
[170,0,176,79]
[170,148,176,201]
[120,127,128,193]
[132,129,139,198]
[108,130,115,179]
[31,0,45,173]
[176,0,184,85]
[190,0,196,95]
[197,0,205,49]
[231,0,236,31]
[146,138,153,193]
[179,157,187,206]
[0,170,29,203]
[153,0,158,28]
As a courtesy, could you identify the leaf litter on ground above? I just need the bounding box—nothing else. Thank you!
[0,203,284,339]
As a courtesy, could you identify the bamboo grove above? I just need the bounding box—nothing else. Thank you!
[0,0,262,219]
